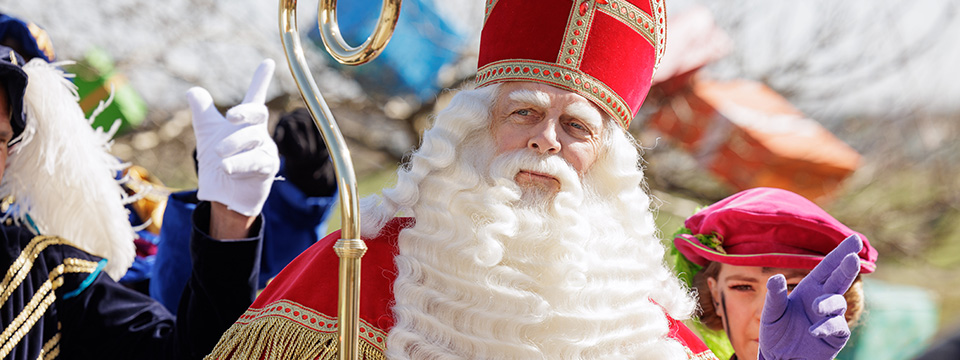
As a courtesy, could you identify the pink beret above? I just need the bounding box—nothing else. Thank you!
[673,187,878,273]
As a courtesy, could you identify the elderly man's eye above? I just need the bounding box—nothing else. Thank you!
[516,109,531,116]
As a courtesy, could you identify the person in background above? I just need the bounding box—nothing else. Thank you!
[150,107,339,313]
[208,1,863,359]
[0,12,340,301]
[671,187,878,360]
[916,328,960,360]
[0,44,275,358]
[0,13,54,62]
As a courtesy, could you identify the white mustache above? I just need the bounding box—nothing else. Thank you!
[489,150,580,191]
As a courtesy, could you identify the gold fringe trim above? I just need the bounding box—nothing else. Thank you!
[206,300,387,360]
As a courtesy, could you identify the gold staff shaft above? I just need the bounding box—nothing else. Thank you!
[278,0,400,359]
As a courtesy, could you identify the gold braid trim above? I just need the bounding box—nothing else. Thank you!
[0,236,73,305]
[39,332,60,360]
[0,257,98,358]
[482,0,501,26]
[206,300,387,360]
[477,59,632,128]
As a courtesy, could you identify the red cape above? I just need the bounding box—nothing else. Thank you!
[210,217,717,359]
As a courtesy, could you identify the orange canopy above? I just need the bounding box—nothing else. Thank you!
[649,79,861,202]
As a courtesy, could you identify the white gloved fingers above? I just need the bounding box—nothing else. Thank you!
[225,103,269,125]
[221,144,280,176]
[242,59,276,105]
[187,86,220,121]
[813,293,848,317]
[215,124,269,158]
[188,86,230,156]
[192,58,278,216]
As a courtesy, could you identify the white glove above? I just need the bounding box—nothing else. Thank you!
[187,59,280,216]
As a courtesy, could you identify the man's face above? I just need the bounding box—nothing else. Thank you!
[0,85,11,183]
[490,82,604,193]
[708,264,809,360]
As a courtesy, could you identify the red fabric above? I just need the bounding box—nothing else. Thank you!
[667,316,714,357]
[477,1,570,66]
[250,216,714,358]
[477,0,666,128]
[251,217,413,331]
[134,238,157,257]
[673,187,878,273]
[580,11,656,113]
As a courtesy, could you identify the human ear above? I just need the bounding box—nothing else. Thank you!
[707,277,723,318]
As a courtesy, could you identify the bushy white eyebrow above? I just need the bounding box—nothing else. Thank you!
[507,89,551,108]
[565,101,603,128]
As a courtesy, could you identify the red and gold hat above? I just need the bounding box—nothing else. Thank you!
[476,0,666,129]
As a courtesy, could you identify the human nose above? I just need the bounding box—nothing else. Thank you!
[527,119,561,155]
[754,285,768,322]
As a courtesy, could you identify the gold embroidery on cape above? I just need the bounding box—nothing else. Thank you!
[477,60,631,128]
[40,332,60,360]
[0,236,71,306]
[206,299,388,360]
[0,255,98,358]
[63,258,100,272]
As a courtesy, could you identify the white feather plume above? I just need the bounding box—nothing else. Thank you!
[0,59,136,280]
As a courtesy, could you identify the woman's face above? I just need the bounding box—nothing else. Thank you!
[707,264,809,360]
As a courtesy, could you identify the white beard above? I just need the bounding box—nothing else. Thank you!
[0,59,136,280]
[366,86,696,359]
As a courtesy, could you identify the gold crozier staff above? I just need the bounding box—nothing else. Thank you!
[278,1,401,359]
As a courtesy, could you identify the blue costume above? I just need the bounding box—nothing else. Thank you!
[150,161,337,313]
[0,202,262,359]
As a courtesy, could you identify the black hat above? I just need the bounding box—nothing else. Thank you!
[0,45,27,139]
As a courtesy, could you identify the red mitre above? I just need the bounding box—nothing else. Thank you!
[477,0,667,129]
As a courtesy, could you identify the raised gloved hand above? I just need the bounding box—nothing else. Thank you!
[187,59,279,216]
[272,108,337,197]
[758,234,862,360]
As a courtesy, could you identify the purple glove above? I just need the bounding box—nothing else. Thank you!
[758,235,863,360]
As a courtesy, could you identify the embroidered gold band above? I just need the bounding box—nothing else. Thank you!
[482,0,501,25]
[40,332,60,360]
[558,0,596,69]
[0,257,98,358]
[595,0,667,76]
[208,299,388,360]
[477,59,632,128]
[0,236,71,305]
